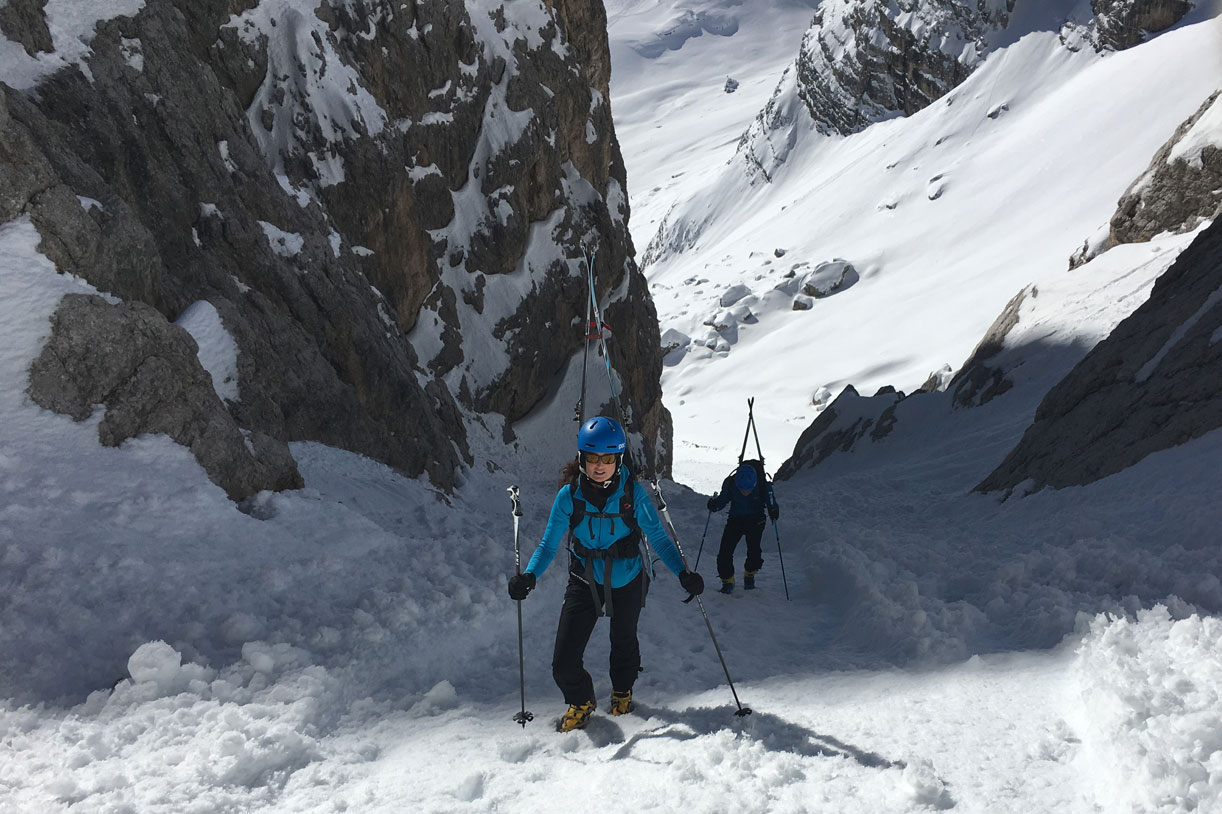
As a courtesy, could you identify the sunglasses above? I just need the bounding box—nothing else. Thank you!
[582,452,618,465]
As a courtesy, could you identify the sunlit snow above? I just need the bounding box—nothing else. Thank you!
[1,3,1221,813]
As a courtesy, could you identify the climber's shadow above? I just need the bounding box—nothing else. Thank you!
[584,702,903,769]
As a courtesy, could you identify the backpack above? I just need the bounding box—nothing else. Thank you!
[566,471,651,615]
[567,471,641,543]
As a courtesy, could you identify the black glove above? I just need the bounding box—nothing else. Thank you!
[679,570,704,596]
[706,498,717,511]
[769,506,779,521]
[508,572,536,601]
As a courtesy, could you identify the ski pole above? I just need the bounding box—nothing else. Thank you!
[508,486,534,727]
[649,479,752,718]
[693,510,712,572]
[771,516,789,601]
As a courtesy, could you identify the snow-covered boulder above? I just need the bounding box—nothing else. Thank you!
[799,259,858,298]
[719,283,753,307]
[661,327,691,366]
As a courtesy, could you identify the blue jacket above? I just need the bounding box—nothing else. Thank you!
[525,468,686,589]
[710,472,777,518]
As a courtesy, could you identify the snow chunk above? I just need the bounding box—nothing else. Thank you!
[218,140,237,172]
[902,757,954,809]
[411,680,459,717]
[127,640,182,686]
[661,327,691,366]
[126,641,215,699]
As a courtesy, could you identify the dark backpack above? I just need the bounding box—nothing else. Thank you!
[567,472,641,544]
[566,472,651,615]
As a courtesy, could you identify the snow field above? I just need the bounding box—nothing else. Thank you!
[2,4,1222,813]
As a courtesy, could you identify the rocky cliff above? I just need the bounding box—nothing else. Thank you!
[1,0,668,500]
[737,0,1198,177]
[978,216,1222,493]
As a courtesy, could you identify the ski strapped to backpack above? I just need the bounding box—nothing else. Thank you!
[737,398,789,600]
[566,471,652,617]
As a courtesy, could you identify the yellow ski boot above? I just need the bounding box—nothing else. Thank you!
[610,690,633,716]
[558,700,596,732]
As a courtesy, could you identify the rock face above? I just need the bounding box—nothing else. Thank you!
[2,0,669,495]
[1110,92,1222,245]
[775,385,902,479]
[1091,0,1196,50]
[795,0,997,137]
[1071,91,1221,268]
[27,294,302,501]
[979,217,1222,493]
[737,0,1197,176]
[948,287,1031,408]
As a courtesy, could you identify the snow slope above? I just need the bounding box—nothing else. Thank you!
[2,5,1221,814]
[626,15,1222,491]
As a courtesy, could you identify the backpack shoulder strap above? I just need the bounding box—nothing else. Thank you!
[619,472,640,533]
[567,479,586,532]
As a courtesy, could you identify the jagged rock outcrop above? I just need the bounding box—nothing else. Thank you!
[1111,92,1222,244]
[948,287,1031,408]
[737,0,1197,177]
[979,216,1222,493]
[2,0,670,494]
[0,0,53,56]
[775,385,903,479]
[27,294,302,501]
[1091,0,1196,50]
[796,0,996,137]
[1071,91,1220,267]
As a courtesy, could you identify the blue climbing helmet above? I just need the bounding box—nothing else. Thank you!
[577,416,627,453]
[734,465,758,491]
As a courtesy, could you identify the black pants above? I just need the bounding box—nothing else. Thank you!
[716,515,766,581]
[552,569,644,705]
